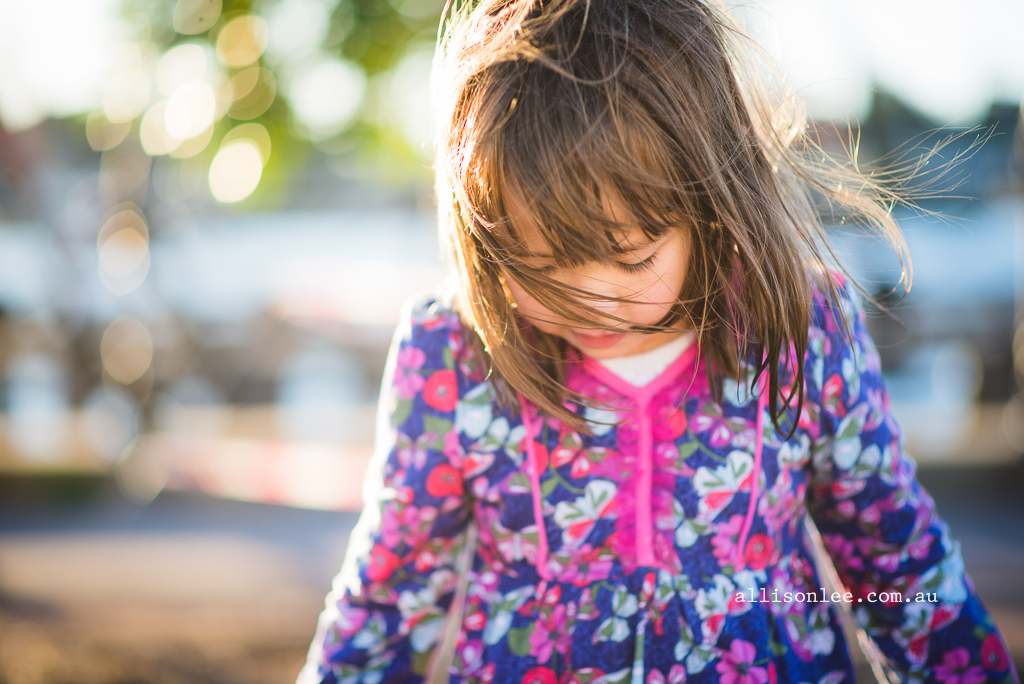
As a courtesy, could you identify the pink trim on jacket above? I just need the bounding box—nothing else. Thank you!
[734,372,768,569]
[519,341,769,580]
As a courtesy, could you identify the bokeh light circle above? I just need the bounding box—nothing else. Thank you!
[208,140,264,203]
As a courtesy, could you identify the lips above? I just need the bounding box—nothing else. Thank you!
[571,329,626,349]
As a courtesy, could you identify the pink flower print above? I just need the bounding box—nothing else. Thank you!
[716,639,768,684]
[760,469,805,536]
[539,603,572,659]
[691,405,734,447]
[394,345,426,399]
[907,532,935,561]
[934,648,987,684]
[379,501,435,548]
[443,430,464,466]
[859,504,882,526]
[333,606,368,639]
[529,618,555,663]
[646,669,665,684]
[396,431,430,470]
[834,499,856,520]
[711,514,745,565]
[556,544,614,586]
[455,639,485,676]
[822,534,865,572]
[467,569,500,599]
[668,664,687,684]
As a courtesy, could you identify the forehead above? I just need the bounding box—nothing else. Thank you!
[504,186,655,260]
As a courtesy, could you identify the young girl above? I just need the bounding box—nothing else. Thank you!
[299,0,1018,682]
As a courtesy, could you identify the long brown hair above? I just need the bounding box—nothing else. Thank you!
[434,0,910,432]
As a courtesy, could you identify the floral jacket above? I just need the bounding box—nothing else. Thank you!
[299,282,1018,684]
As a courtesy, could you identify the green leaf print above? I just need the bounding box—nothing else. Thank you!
[507,626,534,656]
[392,398,413,429]
[677,440,699,463]
[423,414,454,449]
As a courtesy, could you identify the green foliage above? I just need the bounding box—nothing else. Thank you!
[118,0,443,203]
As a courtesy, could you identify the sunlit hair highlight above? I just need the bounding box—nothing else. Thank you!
[434,0,911,432]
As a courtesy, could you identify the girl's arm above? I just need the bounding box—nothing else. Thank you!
[298,300,473,684]
[806,283,1018,684]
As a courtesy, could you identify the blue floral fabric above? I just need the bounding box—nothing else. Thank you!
[299,282,1018,684]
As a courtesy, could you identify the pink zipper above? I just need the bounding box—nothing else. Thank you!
[518,397,552,581]
[636,401,655,567]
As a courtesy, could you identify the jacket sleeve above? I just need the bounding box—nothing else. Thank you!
[298,300,473,684]
[805,281,1019,684]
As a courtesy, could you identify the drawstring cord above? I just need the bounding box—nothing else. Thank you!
[519,395,552,581]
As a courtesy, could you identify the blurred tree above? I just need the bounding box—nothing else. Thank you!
[107,0,444,209]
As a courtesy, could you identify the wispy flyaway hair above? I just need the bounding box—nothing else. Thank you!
[433,0,911,431]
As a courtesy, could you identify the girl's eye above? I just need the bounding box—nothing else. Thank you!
[614,254,657,274]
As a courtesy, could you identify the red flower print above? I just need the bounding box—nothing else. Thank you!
[744,534,775,570]
[654,402,687,439]
[821,373,847,418]
[551,445,577,468]
[980,634,1010,673]
[366,543,400,582]
[716,639,769,684]
[424,369,458,411]
[570,454,593,478]
[933,648,986,684]
[427,463,464,498]
[463,610,486,631]
[520,437,549,472]
[523,666,557,684]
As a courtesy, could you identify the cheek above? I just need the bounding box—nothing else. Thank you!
[505,280,563,332]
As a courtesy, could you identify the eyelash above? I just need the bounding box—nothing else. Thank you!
[534,252,658,275]
[614,254,657,274]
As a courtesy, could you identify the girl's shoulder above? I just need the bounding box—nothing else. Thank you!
[807,271,863,337]
[395,295,489,389]
[804,271,871,373]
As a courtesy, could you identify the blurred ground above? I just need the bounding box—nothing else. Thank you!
[0,462,1022,684]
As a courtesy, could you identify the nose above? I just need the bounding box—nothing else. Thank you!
[563,266,624,322]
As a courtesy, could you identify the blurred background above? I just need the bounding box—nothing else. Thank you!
[0,0,1021,682]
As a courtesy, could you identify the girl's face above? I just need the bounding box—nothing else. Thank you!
[505,219,692,359]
